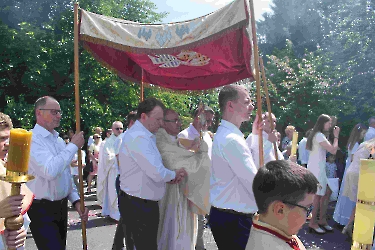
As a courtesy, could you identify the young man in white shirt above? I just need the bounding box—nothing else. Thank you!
[209,85,261,250]
[118,98,187,249]
[27,96,89,249]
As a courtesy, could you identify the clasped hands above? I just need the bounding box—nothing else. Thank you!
[168,168,188,184]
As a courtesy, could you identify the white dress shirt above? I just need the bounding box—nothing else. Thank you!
[246,131,283,168]
[298,137,309,165]
[27,124,79,203]
[365,127,375,141]
[210,120,259,214]
[118,120,176,201]
[178,123,213,159]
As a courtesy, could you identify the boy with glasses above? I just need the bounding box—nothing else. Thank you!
[246,160,318,250]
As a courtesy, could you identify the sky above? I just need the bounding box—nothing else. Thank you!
[152,0,273,23]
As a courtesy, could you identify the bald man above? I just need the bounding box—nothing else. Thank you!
[97,121,124,221]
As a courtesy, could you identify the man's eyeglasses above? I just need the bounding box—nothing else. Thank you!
[114,127,123,131]
[282,201,314,217]
[94,137,101,139]
[39,109,63,116]
[164,119,181,124]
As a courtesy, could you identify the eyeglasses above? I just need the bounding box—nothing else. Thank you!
[114,127,123,131]
[164,119,181,124]
[39,109,63,115]
[94,137,101,139]
[282,201,314,217]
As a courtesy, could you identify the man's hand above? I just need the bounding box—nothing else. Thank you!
[71,131,85,149]
[267,131,278,143]
[74,201,89,222]
[4,226,26,249]
[169,168,188,184]
[0,195,23,218]
[252,113,263,135]
[333,126,340,138]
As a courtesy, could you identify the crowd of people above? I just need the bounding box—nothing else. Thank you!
[0,85,374,249]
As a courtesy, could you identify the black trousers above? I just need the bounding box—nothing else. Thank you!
[119,190,159,250]
[208,206,253,250]
[28,197,68,250]
[112,176,134,250]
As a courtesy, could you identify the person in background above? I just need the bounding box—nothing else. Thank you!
[276,132,281,147]
[364,117,375,141]
[282,142,293,160]
[87,133,102,193]
[326,153,337,178]
[246,160,318,250]
[298,129,312,167]
[333,123,367,226]
[306,114,340,234]
[87,127,102,148]
[70,150,86,195]
[281,125,295,151]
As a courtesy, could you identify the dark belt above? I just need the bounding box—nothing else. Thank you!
[33,197,68,206]
[119,190,158,203]
[213,206,254,218]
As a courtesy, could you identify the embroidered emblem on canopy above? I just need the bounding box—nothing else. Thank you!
[79,0,254,90]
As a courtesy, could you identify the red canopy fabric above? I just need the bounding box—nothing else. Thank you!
[79,0,254,91]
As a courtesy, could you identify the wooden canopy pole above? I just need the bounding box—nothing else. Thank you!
[260,57,278,160]
[74,3,88,249]
[140,69,144,102]
[249,0,264,167]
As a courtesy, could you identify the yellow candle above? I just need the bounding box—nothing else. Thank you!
[352,159,375,249]
[7,128,33,173]
[291,131,298,157]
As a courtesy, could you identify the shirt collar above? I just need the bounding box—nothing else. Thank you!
[134,120,154,138]
[220,120,244,137]
[34,124,59,138]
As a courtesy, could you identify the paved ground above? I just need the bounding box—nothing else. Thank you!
[25,183,352,250]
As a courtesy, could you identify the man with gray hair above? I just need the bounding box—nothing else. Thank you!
[97,121,124,221]
[364,116,375,141]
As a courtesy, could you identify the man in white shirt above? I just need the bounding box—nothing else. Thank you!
[209,85,261,250]
[298,129,312,167]
[364,116,375,141]
[27,96,89,250]
[247,112,283,168]
[177,106,213,250]
[118,98,187,249]
[97,121,123,222]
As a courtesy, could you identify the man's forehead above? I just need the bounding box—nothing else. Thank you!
[43,99,60,108]
[149,106,164,116]
[0,129,10,137]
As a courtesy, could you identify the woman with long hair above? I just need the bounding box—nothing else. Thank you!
[307,114,340,234]
[333,123,368,226]
[340,138,375,237]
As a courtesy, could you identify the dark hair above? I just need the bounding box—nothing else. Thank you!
[306,114,331,151]
[253,160,318,214]
[136,97,165,120]
[34,96,58,113]
[347,123,368,150]
[368,117,375,126]
[125,110,137,128]
[218,85,244,114]
[305,128,313,138]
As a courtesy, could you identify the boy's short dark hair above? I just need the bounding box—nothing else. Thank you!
[136,98,165,120]
[253,160,318,214]
[125,110,137,128]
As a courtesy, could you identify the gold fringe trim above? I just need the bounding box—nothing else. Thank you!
[357,199,375,206]
[352,241,372,250]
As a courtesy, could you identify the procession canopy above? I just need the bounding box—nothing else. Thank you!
[79,0,254,91]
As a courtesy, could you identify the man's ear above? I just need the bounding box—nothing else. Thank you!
[272,201,285,220]
[140,113,147,121]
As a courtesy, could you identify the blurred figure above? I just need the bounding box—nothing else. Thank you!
[87,133,101,193]
[281,125,295,151]
[298,129,312,167]
[364,117,375,141]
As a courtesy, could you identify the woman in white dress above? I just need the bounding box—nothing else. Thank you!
[341,138,375,237]
[333,123,367,226]
[306,114,340,234]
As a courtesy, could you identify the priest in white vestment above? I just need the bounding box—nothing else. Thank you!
[97,121,123,221]
[156,109,211,250]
